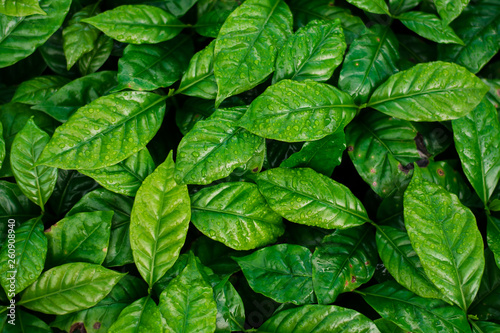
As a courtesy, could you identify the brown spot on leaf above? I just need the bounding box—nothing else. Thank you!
[45,223,57,233]
[252,167,259,173]
[349,263,353,268]
[414,133,431,158]
[70,323,87,333]
[437,168,445,176]
[351,276,357,283]
[365,261,370,265]
[398,163,411,174]
[93,322,101,329]
[344,280,349,287]
[370,168,376,173]
[347,146,354,151]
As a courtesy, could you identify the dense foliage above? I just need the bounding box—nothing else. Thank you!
[1,0,500,332]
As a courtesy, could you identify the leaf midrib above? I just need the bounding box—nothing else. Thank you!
[191,205,278,226]
[368,87,476,107]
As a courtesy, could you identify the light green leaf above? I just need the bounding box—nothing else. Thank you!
[367,61,489,121]
[19,262,125,315]
[339,25,400,105]
[259,304,380,332]
[452,99,500,205]
[191,182,284,250]
[375,225,442,299]
[109,296,162,333]
[345,0,391,15]
[487,215,500,269]
[404,167,485,310]
[63,3,101,70]
[361,281,471,333]
[435,0,469,25]
[78,33,113,76]
[82,5,184,44]
[177,40,217,100]
[32,71,118,122]
[213,0,293,105]
[396,11,464,45]
[273,19,346,83]
[234,244,315,304]
[67,188,134,267]
[130,151,190,287]
[438,1,500,74]
[11,118,58,210]
[256,167,370,229]
[11,75,70,105]
[38,91,167,170]
[46,211,113,267]
[159,253,217,333]
[239,80,357,142]
[0,217,46,296]
[174,107,264,185]
[312,226,377,304]
[80,148,156,197]
[0,0,45,16]
[117,34,193,91]
[0,0,71,68]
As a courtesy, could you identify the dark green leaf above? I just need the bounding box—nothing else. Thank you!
[471,321,500,333]
[434,0,469,25]
[234,244,315,305]
[345,0,391,15]
[368,61,489,121]
[256,167,370,229]
[0,0,45,16]
[11,118,58,210]
[11,76,70,105]
[130,151,190,287]
[452,99,500,205]
[487,215,500,269]
[108,296,162,333]
[80,148,156,197]
[0,123,4,170]
[213,0,293,105]
[259,304,380,332]
[0,0,71,68]
[239,80,356,142]
[195,9,231,38]
[469,248,500,321]
[404,167,485,310]
[117,34,193,91]
[163,0,198,17]
[312,226,377,304]
[39,29,79,77]
[38,91,167,170]
[361,281,471,333]
[374,318,406,333]
[213,277,246,333]
[191,182,284,250]
[78,34,113,76]
[19,262,125,315]
[339,25,400,105]
[273,19,346,83]
[397,11,464,45]
[388,0,421,15]
[3,310,52,333]
[82,5,184,44]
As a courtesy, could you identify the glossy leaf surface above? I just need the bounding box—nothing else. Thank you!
[108,296,162,333]
[435,0,469,25]
[0,0,45,16]
[397,11,464,45]
[78,34,113,76]
[11,75,70,105]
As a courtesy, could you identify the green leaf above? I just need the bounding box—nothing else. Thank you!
[0,181,39,240]
[239,80,357,142]
[375,225,443,299]
[346,111,418,197]
[374,318,406,333]
[483,78,500,110]
[259,304,380,332]
[0,0,45,16]
[38,91,167,170]
[80,148,156,197]
[0,0,71,68]
[213,277,245,333]
[434,0,469,25]
[404,167,485,310]
[452,99,500,205]
[51,275,148,333]
[0,123,4,170]
[388,0,421,15]
[234,244,315,304]
[19,262,125,315]
[11,75,70,105]
[3,310,52,333]
[195,9,231,38]
[11,118,58,210]
[471,321,500,333]
[176,40,217,100]
[63,4,101,70]
[312,226,377,304]
[487,215,500,269]
[130,151,190,287]
[0,217,46,296]
[39,29,78,77]
[345,0,391,15]
[174,107,264,185]
[78,34,113,76]
[339,25,400,105]
[438,1,500,74]
[32,71,118,122]
[256,167,370,229]
[67,188,134,267]
[273,19,346,83]
[46,211,113,267]
[361,281,471,333]
[280,129,345,177]
[109,296,162,333]
[191,182,284,250]
[367,61,489,121]
[159,253,218,333]
[289,0,365,44]
[419,160,472,203]
[117,34,193,91]
[82,5,184,44]
[469,248,500,322]
[213,0,293,105]
[490,199,500,212]
[397,11,464,45]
